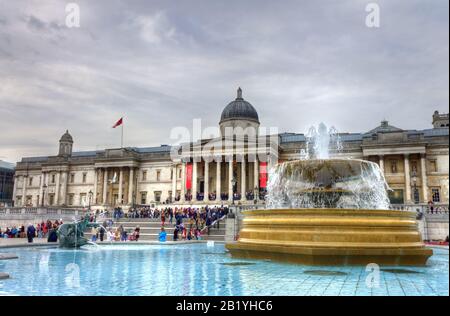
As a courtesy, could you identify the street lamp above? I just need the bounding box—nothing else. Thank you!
[42,184,47,207]
[411,171,418,204]
[254,186,259,204]
[231,177,237,206]
[88,190,93,211]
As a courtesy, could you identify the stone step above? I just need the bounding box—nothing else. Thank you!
[203,235,226,241]
[0,253,19,260]
[84,232,173,241]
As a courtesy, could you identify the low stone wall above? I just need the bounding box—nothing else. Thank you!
[0,207,83,228]
[420,214,449,241]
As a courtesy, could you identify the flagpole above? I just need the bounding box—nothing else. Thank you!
[121,122,124,148]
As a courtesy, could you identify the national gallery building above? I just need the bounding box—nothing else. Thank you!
[12,88,449,208]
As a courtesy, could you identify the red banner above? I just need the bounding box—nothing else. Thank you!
[185,163,193,190]
[259,162,268,188]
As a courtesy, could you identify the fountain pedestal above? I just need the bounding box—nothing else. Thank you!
[226,208,432,265]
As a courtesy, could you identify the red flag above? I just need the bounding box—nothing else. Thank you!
[185,163,193,190]
[112,117,123,128]
[259,162,268,188]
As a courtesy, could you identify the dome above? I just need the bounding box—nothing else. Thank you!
[220,88,259,124]
[60,130,73,143]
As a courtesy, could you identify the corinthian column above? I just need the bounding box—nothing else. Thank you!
[216,159,221,202]
[54,171,60,205]
[192,160,198,200]
[228,156,233,202]
[241,156,246,200]
[420,154,428,202]
[103,168,108,205]
[118,168,124,205]
[128,167,134,205]
[181,163,186,202]
[404,154,411,203]
[204,161,209,201]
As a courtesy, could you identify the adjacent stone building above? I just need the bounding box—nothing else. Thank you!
[0,161,15,207]
[12,89,449,208]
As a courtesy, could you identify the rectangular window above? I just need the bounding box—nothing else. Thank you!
[51,174,56,184]
[80,193,87,206]
[156,170,161,182]
[82,173,87,183]
[142,171,147,181]
[68,194,74,206]
[49,194,54,206]
[154,191,161,202]
[431,188,440,203]
[170,169,173,180]
[178,169,182,179]
[140,192,147,204]
[29,177,33,186]
[70,173,75,183]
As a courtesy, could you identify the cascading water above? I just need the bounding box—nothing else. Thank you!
[303,122,343,160]
[267,123,390,210]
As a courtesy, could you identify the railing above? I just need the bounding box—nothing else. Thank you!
[0,207,83,217]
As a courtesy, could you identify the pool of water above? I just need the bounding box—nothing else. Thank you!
[0,244,448,296]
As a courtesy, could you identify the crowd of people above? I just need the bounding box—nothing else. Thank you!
[92,205,230,243]
[171,191,267,202]
[0,204,230,244]
[0,219,62,242]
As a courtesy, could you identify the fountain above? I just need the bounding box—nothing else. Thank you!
[57,213,99,248]
[226,123,432,265]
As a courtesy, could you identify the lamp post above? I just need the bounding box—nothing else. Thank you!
[42,184,47,207]
[231,177,237,206]
[88,190,93,211]
[254,186,258,204]
[411,171,418,204]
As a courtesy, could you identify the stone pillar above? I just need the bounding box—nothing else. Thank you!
[92,169,98,204]
[171,165,177,203]
[181,163,186,202]
[404,154,411,203]
[420,154,428,202]
[103,168,108,205]
[216,160,221,202]
[128,167,134,205]
[60,171,68,206]
[204,161,209,201]
[254,159,259,200]
[241,156,246,199]
[118,168,124,205]
[38,173,44,207]
[22,174,27,206]
[192,160,198,200]
[379,155,385,174]
[228,157,233,202]
[12,175,18,206]
[54,171,60,205]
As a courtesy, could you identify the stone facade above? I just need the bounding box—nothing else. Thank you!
[12,89,449,208]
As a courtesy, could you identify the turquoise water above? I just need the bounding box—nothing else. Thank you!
[0,244,448,296]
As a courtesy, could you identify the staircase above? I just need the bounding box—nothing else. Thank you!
[84,217,175,241]
[84,216,228,242]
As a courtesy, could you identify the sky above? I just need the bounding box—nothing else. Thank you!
[0,0,448,163]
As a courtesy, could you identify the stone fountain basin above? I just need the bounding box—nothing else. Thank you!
[226,208,433,266]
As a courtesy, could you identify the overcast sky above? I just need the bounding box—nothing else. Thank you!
[0,0,448,163]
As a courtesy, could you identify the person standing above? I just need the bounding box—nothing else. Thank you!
[27,223,36,243]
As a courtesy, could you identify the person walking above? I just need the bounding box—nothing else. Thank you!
[27,223,36,243]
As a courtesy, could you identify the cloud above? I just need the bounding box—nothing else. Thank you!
[0,0,448,163]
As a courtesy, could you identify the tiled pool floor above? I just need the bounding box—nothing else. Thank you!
[0,244,447,296]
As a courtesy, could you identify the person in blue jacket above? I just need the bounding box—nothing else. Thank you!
[159,227,167,242]
[27,223,36,243]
